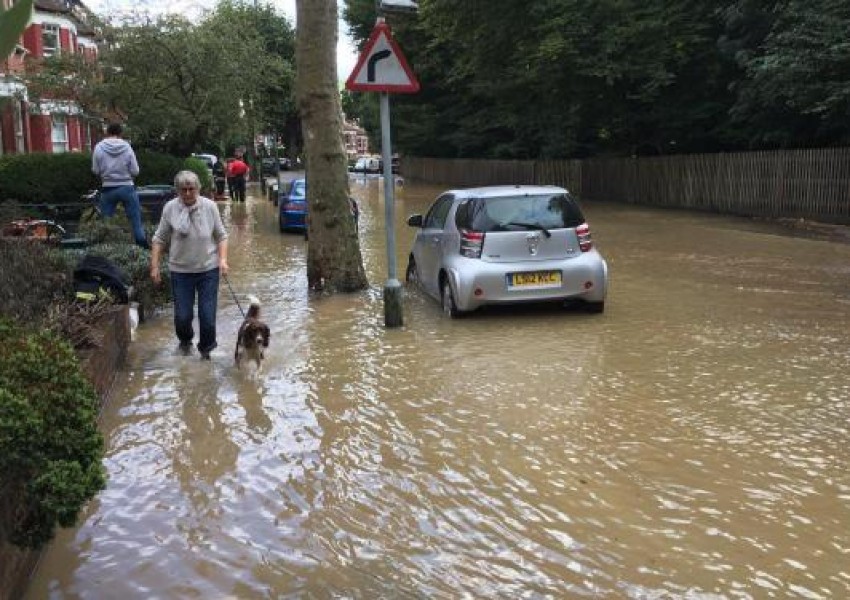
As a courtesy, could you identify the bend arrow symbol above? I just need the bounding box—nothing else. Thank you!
[367,49,392,82]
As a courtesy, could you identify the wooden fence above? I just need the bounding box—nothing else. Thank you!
[403,148,850,224]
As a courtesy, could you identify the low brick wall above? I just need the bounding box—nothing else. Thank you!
[78,305,131,406]
[0,305,129,600]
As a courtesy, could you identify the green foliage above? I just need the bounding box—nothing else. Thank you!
[0,0,32,59]
[135,150,184,187]
[730,0,850,147]
[0,239,73,324]
[183,156,213,192]
[98,5,298,156]
[65,240,172,315]
[23,52,102,117]
[0,152,98,205]
[0,319,106,550]
[343,0,850,157]
[0,151,184,207]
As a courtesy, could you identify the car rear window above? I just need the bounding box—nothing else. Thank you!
[455,193,585,231]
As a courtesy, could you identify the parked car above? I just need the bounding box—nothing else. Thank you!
[278,178,359,235]
[279,178,307,232]
[405,185,608,317]
[137,185,177,222]
[350,155,400,175]
[261,157,279,176]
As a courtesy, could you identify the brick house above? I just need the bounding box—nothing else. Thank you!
[0,0,102,155]
[342,117,369,162]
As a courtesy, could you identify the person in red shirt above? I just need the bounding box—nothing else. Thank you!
[227,153,250,202]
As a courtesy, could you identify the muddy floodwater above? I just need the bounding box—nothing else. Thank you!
[27,175,850,598]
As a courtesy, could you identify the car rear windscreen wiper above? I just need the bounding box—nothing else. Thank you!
[501,221,552,237]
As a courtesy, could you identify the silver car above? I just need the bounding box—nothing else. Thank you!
[405,185,608,317]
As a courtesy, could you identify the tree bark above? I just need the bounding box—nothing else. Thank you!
[296,0,368,293]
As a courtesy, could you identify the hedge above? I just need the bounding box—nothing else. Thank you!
[0,151,210,207]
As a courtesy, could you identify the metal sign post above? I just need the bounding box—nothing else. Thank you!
[379,91,402,326]
[346,17,419,328]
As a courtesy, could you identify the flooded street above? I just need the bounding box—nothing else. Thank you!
[27,175,850,598]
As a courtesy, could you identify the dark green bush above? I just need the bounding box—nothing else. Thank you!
[0,319,106,549]
[0,152,97,205]
[135,150,183,187]
[183,156,213,193]
[0,239,73,324]
[0,151,189,208]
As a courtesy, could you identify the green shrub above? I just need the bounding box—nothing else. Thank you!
[0,238,73,324]
[64,240,172,315]
[135,150,183,187]
[0,319,106,549]
[183,156,213,193]
[0,152,97,205]
[77,212,156,245]
[0,151,187,208]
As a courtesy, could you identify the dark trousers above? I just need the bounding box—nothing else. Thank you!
[231,175,246,202]
[99,185,148,248]
[170,268,220,353]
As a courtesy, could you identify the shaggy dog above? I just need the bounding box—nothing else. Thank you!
[235,296,270,370]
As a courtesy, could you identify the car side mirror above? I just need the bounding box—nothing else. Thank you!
[407,214,423,227]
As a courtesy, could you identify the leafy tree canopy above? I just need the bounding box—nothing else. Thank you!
[97,1,297,156]
[343,0,850,158]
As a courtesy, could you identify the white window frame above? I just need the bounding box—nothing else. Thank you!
[13,101,25,153]
[51,114,68,153]
[42,23,60,57]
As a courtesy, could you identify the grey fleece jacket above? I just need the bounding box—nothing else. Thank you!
[92,138,140,187]
[153,197,228,273]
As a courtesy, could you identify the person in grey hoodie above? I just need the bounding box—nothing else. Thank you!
[92,123,149,248]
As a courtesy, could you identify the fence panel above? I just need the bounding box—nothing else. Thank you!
[403,149,850,224]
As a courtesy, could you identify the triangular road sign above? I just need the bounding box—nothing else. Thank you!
[345,22,420,93]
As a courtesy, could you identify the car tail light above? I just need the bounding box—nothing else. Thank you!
[283,202,298,211]
[459,229,485,258]
[576,223,593,252]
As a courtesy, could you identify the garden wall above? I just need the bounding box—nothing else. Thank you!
[0,305,129,600]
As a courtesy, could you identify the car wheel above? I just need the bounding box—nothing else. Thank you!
[585,301,605,314]
[279,217,285,233]
[441,278,462,318]
[405,257,418,286]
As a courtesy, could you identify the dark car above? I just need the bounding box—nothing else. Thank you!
[137,185,176,222]
[261,158,279,176]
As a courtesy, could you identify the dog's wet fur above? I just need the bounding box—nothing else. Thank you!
[235,296,270,370]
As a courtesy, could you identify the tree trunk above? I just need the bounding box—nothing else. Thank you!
[296,0,368,293]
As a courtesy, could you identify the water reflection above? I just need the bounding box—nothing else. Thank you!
[25,178,850,598]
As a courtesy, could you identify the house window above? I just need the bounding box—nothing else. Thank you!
[42,24,60,57]
[13,101,25,153]
[52,114,68,153]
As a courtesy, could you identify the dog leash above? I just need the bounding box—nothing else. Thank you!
[222,273,246,318]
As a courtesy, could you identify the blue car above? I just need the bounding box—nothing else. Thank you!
[279,178,307,232]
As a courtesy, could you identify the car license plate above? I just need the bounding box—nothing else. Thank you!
[507,270,562,289]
